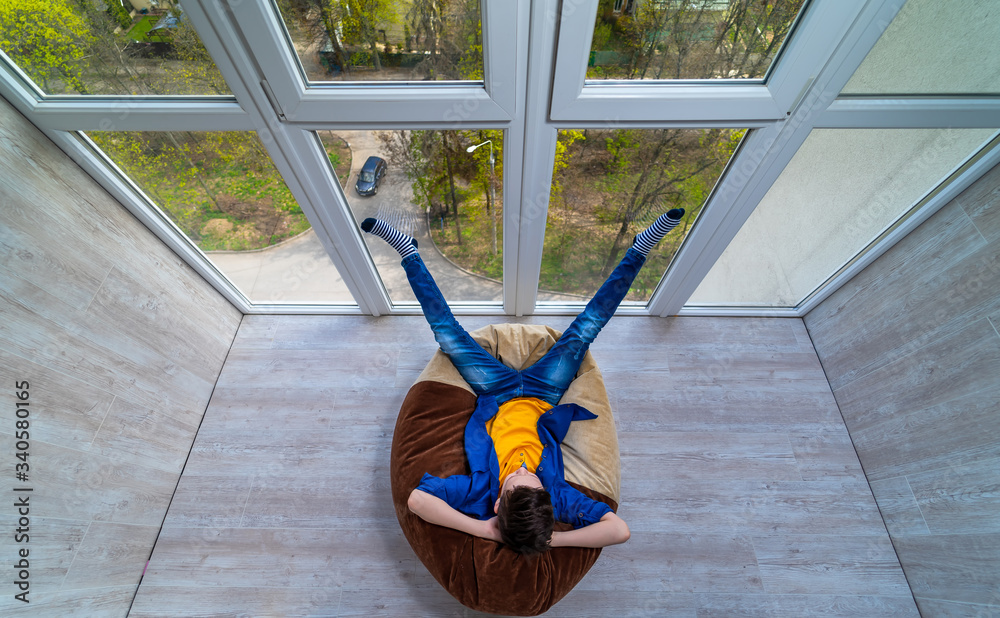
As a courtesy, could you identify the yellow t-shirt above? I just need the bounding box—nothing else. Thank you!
[486,397,553,486]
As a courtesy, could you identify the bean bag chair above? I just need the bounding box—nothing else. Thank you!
[390,323,621,616]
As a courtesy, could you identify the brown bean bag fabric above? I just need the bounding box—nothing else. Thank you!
[390,324,620,616]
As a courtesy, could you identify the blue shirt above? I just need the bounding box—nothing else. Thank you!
[415,394,613,528]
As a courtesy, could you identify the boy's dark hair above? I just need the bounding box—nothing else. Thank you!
[497,486,554,556]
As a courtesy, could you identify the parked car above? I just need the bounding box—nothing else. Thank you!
[355,156,387,196]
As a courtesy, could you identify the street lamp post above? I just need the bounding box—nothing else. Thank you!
[466,140,497,255]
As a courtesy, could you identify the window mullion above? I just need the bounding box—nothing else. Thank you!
[647,123,797,316]
[821,98,1000,129]
[221,0,307,118]
[763,0,880,111]
[28,100,252,132]
[510,0,562,316]
[267,127,392,315]
[0,52,42,112]
[481,0,520,118]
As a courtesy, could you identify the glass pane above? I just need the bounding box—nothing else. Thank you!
[279,0,484,82]
[0,2,230,96]
[86,131,355,303]
[325,129,502,303]
[690,128,998,307]
[842,0,1000,95]
[587,0,806,81]
[540,127,746,302]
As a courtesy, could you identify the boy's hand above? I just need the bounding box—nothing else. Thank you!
[482,517,502,543]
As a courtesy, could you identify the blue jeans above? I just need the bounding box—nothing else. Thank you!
[403,248,647,407]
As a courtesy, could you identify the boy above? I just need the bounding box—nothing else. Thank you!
[362,208,684,555]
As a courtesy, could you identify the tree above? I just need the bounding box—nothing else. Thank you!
[593,0,805,80]
[406,0,481,80]
[2,0,231,96]
[0,0,92,94]
[378,128,505,261]
[276,0,356,76]
[377,130,462,240]
[407,0,444,77]
[316,1,352,76]
[453,0,483,80]
[551,129,584,200]
[339,0,394,72]
[595,128,739,277]
[440,131,462,244]
[165,15,231,95]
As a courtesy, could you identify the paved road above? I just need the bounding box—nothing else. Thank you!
[208,130,575,306]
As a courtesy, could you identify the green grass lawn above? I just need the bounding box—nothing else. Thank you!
[126,15,171,43]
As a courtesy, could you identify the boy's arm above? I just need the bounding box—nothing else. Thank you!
[549,511,630,549]
[408,488,501,542]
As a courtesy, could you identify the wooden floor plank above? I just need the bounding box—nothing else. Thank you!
[229,315,280,350]
[787,426,866,480]
[162,474,255,529]
[905,457,1000,535]
[130,586,344,618]
[893,532,1000,606]
[957,161,1000,244]
[753,534,911,596]
[868,477,931,537]
[142,526,419,590]
[575,532,764,593]
[692,593,920,617]
[60,522,160,589]
[238,473,398,530]
[833,319,1000,435]
[1,585,136,618]
[622,479,885,536]
[803,205,988,387]
[181,427,392,478]
[89,395,200,474]
[0,437,177,526]
[847,385,1000,482]
[215,348,400,390]
[911,597,1000,618]
[0,348,115,449]
[0,280,217,415]
[619,431,801,481]
[0,516,89,589]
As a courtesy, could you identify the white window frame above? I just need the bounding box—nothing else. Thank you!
[226,0,519,124]
[548,0,868,122]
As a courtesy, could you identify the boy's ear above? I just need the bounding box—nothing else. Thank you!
[494,496,501,514]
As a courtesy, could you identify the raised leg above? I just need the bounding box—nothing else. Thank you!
[520,248,646,404]
[521,209,685,404]
[401,255,521,399]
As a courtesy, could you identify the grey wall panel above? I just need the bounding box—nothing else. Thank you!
[805,162,1000,617]
[0,96,242,615]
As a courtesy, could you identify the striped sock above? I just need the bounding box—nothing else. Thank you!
[361,217,418,259]
[632,209,684,255]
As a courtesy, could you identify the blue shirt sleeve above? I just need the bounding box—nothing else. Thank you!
[415,471,494,520]
[549,480,614,528]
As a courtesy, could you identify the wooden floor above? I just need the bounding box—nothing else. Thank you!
[130,315,919,617]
